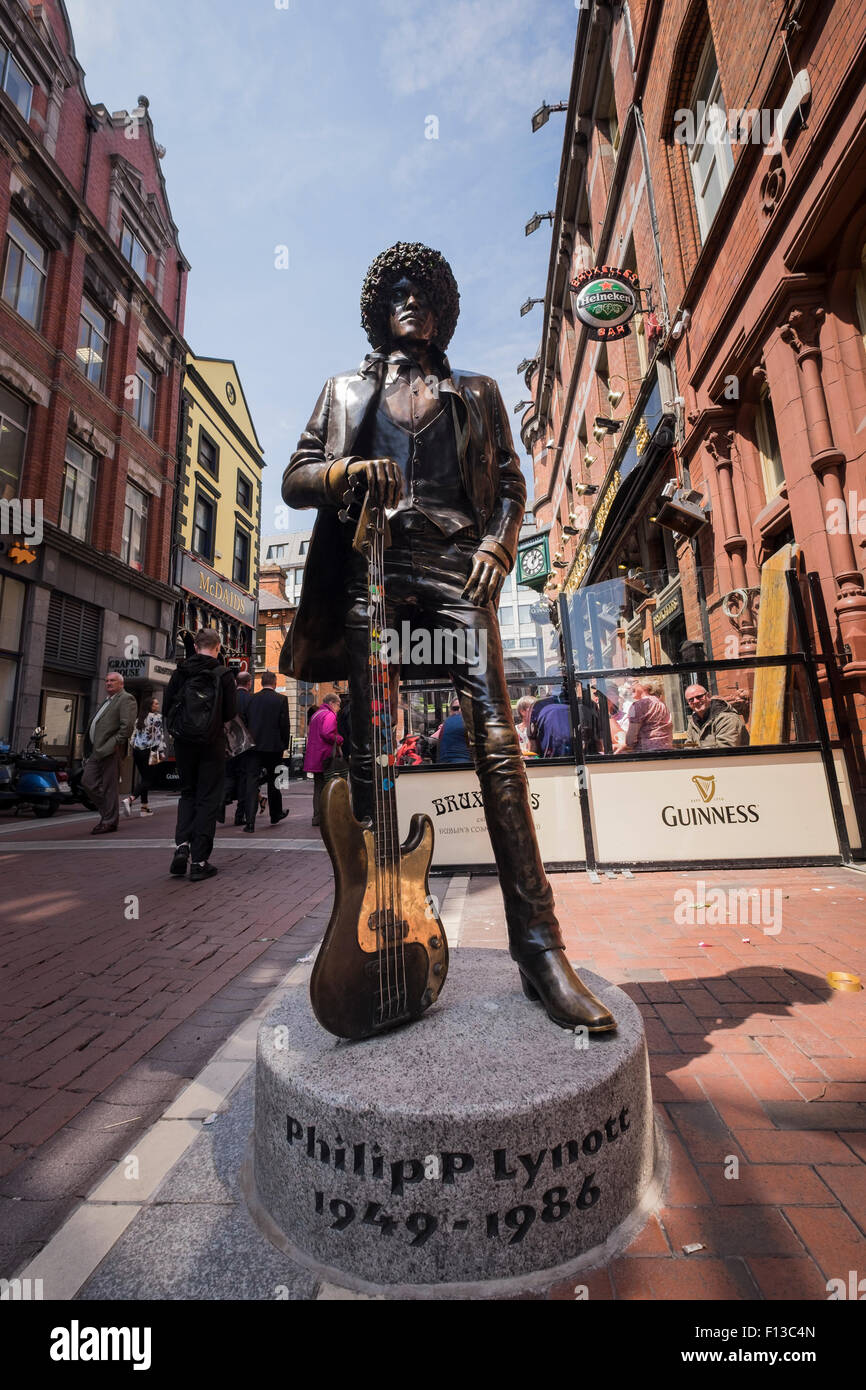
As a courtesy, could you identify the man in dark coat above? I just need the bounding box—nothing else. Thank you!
[242,671,290,832]
[164,628,237,880]
[279,242,614,1033]
[223,670,253,826]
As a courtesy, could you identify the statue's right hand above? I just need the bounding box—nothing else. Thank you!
[346,458,403,509]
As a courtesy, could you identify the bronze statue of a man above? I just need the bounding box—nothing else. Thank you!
[280,242,615,1033]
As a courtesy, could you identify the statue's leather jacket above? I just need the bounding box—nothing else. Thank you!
[280,354,526,682]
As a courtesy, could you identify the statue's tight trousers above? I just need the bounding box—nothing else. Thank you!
[345,525,563,959]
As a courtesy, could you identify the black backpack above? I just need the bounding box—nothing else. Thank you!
[168,664,226,745]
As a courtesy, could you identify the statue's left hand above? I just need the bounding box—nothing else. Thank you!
[462,551,507,607]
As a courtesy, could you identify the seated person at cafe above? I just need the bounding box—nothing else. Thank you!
[434,699,473,765]
[529,689,574,757]
[616,676,673,753]
[684,684,749,748]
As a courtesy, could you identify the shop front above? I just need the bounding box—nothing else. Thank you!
[389,566,854,872]
[174,550,256,667]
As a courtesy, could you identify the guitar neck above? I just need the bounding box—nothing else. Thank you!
[366,507,400,869]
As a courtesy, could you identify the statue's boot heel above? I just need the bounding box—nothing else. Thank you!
[519,970,540,1002]
[517,949,617,1033]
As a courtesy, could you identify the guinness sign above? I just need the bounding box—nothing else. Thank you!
[570,266,640,340]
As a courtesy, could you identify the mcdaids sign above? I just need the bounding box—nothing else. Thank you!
[570,266,640,339]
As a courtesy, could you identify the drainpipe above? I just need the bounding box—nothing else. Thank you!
[81,112,98,199]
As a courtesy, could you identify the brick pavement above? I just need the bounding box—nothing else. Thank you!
[457,865,866,1299]
[2,787,865,1295]
[0,783,333,1275]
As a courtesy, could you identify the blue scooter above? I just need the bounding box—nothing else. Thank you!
[0,726,65,817]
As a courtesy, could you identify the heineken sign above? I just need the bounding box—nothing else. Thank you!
[570,266,640,339]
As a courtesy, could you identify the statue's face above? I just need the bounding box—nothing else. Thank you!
[386,276,436,348]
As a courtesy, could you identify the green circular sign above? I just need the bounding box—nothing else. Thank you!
[573,274,637,330]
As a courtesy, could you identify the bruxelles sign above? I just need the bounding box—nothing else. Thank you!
[570,266,640,339]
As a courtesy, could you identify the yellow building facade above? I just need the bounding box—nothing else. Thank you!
[174,355,264,666]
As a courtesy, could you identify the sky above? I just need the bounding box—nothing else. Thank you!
[64,0,578,536]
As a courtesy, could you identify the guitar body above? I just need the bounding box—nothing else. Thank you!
[311,776,449,1040]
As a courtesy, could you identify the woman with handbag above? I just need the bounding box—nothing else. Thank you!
[304,692,343,827]
[123,697,165,817]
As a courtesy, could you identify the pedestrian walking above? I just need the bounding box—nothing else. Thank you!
[81,671,137,834]
[123,697,165,817]
[242,672,290,833]
[164,628,237,880]
[304,693,342,826]
[224,670,254,826]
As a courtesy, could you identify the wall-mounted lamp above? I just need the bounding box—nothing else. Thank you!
[520,297,544,317]
[594,415,623,436]
[531,101,568,133]
[525,210,555,237]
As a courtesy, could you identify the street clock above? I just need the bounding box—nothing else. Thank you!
[516,532,551,591]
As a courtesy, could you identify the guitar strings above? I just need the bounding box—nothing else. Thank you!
[369,513,407,1020]
[369,519,390,1022]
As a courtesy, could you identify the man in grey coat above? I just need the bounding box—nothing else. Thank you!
[81,671,137,834]
[684,685,749,748]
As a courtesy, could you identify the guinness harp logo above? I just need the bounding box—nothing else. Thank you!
[692,775,716,804]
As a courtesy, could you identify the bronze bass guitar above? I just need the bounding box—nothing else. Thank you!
[310,499,449,1041]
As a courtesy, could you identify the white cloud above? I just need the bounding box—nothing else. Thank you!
[376,0,572,137]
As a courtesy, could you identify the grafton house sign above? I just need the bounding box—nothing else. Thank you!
[570,266,640,339]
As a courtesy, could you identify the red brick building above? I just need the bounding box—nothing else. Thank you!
[0,0,188,761]
[522,0,866,849]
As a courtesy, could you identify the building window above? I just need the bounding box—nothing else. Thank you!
[2,215,47,327]
[0,46,33,120]
[756,385,784,498]
[0,384,28,502]
[133,355,156,435]
[687,34,734,242]
[121,482,148,569]
[60,440,97,542]
[299,539,309,555]
[198,429,218,478]
[266,543,286,561]
[237,473,253,511]
[233,524,251,589]
[120,221,148,280]
[77,296,110,390]
[192,490,215,563]
[294,567,304,584]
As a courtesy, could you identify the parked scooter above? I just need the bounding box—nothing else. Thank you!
[0,727,65,817]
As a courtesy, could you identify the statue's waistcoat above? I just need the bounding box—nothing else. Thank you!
[361,404,475,537]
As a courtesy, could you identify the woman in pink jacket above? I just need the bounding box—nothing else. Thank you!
[304,693,343,826]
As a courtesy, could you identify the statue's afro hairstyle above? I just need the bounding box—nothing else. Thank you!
[360,242,460,351]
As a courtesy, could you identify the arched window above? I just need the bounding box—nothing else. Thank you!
[756,384,784,498]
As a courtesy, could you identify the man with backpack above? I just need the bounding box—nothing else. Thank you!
[164,628,237,881]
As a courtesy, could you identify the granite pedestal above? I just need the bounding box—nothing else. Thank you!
[250,949,660,1292]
